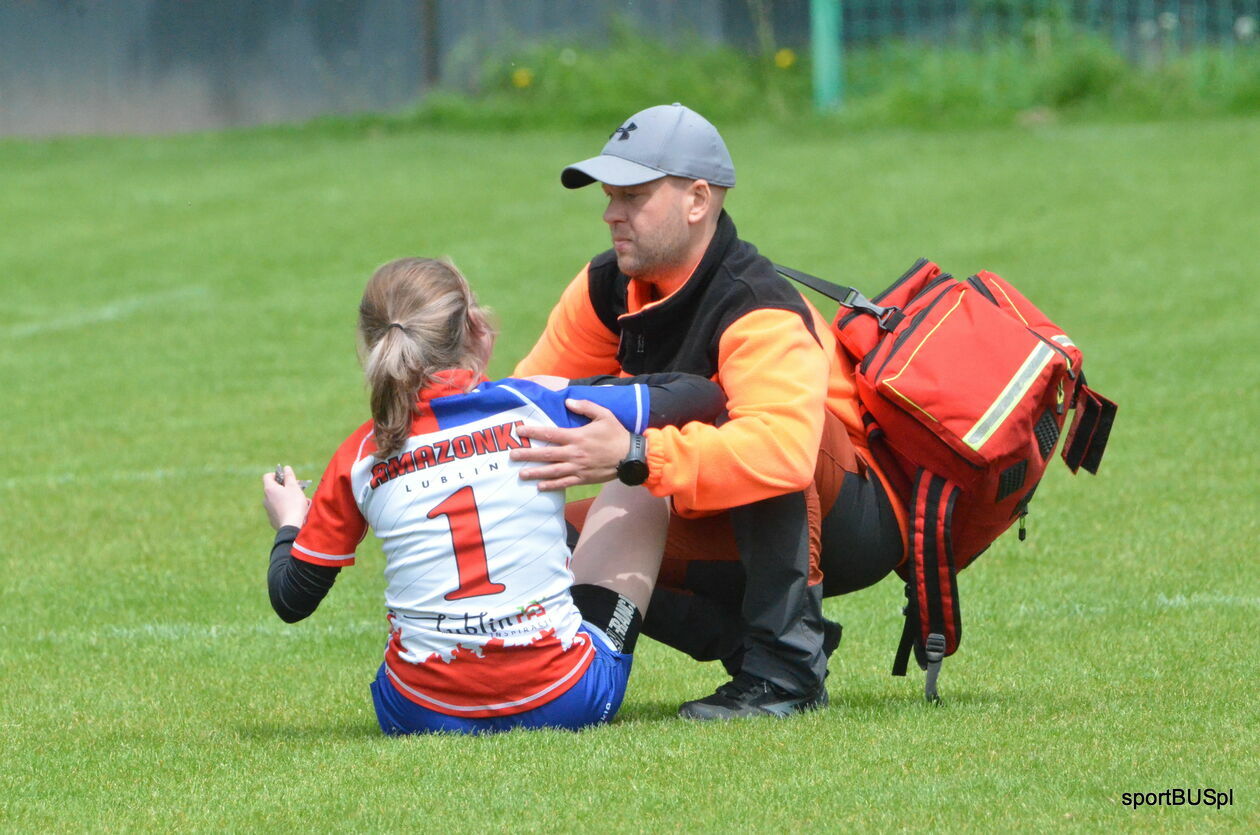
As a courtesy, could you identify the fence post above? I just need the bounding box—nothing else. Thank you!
[421,0,440,89]
[810,0,843,111]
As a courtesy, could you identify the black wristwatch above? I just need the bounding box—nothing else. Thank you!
[616,433,649,486]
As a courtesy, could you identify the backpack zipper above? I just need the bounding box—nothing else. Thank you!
[968,274,1077,380]
[866,281,958,379]
[859,276,956,375]
[965,275,1000,306]
[836,258,931,331]
[1031,331,1077,379]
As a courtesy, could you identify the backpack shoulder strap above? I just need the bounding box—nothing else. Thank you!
[891,468,964,703]
[773,264,856,300]
[774,264,905,330]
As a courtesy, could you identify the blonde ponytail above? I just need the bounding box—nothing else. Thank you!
[358,258,494,458]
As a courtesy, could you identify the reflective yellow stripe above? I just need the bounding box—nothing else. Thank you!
[963,342,1056,451]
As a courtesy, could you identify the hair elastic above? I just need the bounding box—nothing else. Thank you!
[388,323,408,333]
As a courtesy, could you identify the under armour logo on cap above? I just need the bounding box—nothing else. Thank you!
[562,103,736,189]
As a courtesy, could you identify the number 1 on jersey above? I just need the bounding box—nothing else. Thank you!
[428,485,506,600]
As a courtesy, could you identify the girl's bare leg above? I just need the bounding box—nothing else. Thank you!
[569,481,669,615]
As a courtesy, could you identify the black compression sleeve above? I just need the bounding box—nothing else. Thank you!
[644,374,726,428]
[570,372,725,428]
[267,525,340,623]
[571,583,643,654]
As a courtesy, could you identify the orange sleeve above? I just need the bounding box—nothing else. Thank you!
[643,307,829,516]
[513,265,622,379]
[813,304,869,455]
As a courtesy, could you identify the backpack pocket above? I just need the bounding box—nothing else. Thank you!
[862,284,1070,477]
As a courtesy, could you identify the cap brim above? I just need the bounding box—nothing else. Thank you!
[561,154,667,189]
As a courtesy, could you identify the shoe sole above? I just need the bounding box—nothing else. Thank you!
[678,689,829,721]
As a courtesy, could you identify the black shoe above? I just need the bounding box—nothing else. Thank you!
[678,672,829,720]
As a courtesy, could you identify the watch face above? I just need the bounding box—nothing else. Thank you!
[617,459,649,486]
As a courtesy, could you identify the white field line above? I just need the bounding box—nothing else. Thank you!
[0,463,325,491]
[24,594,1258,648]
[33,620,385,644]
[1,286,209,339]
[1153,592,1260,609]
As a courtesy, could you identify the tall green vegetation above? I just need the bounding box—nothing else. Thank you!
[323,15,1260,132]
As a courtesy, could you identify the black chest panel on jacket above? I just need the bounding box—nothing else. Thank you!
[586,212,819,377]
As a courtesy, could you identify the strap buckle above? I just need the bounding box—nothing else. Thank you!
[841,288,903,331]
[923,632,947,703]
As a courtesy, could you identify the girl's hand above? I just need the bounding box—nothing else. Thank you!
[262,466,311,531]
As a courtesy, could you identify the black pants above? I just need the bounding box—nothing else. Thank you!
[640,467,904,694]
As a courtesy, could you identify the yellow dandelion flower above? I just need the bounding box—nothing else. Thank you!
[511,67,535,89]
[774,48,796,69]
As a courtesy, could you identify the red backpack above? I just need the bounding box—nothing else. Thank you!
[778,259,1116,701]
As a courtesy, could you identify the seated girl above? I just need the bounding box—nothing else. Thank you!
[261,257,724,734]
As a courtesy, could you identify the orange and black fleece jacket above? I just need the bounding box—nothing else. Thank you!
[515,211,868,517]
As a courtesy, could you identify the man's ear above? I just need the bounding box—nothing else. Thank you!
[685,179,713,225]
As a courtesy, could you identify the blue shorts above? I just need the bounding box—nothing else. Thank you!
[369,624,633,735]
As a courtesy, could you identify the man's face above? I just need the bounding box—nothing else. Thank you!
[601,178,693,281]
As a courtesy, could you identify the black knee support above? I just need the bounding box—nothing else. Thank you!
[571,583,642,654]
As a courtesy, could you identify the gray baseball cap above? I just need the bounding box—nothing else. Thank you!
[561,103,736,189]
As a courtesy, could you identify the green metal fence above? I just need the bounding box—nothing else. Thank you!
[805,0,1260,111]
[812,0,1260,49]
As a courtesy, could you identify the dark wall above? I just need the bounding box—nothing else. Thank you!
[0,0,747,137]
[1,2,1251,136]
[1,0,427,135]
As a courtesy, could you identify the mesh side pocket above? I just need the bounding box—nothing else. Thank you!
[996,459,1028,502]
[1034,409,1060,460]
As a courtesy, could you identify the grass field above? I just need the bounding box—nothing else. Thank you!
[2,116,1258,832]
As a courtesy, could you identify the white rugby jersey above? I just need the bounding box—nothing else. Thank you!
[292,370,649,718]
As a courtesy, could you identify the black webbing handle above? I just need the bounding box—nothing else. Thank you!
[775,264,904,330]
[773,264,858,302]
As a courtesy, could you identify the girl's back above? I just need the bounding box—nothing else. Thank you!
[295,371,649,718]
